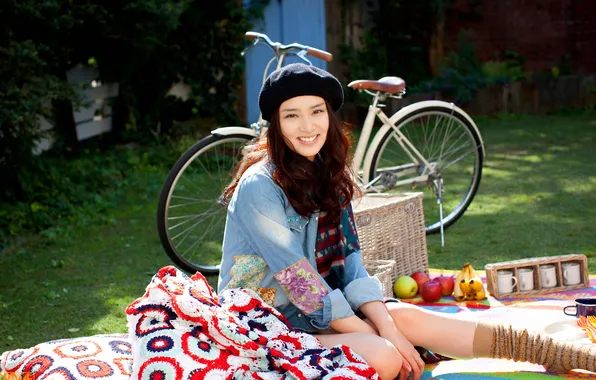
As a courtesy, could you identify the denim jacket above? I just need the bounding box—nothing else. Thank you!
[217,160,383,333]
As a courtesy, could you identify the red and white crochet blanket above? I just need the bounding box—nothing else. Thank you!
[124,266,378,380]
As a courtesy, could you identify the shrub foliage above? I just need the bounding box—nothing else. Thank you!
[0,0,265,242]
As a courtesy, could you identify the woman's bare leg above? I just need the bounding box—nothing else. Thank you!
[314,332,403,380]
[384,302,477,358]
[381,302,596,373]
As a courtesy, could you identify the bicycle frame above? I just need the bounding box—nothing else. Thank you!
[352,95,487,192]
[351,94,434,191]
[252,52,286,133]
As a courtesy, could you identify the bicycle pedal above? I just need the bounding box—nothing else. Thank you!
[379,172,398,188]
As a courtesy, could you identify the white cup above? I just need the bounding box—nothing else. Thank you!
[497,270,518,294]
[540,264,557,288]
[518,268,534,291]
[562,262,581,285]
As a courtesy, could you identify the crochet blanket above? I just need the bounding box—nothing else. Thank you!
[124,266,378,380]
[5,267,595,379]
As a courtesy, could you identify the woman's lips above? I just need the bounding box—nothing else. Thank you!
[297,134,319,145]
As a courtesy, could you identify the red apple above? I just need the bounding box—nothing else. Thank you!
[436,275,455,296]
[410,271,430,293]
[420,279,443,302]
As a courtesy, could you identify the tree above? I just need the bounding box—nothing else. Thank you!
[0,0,260,205]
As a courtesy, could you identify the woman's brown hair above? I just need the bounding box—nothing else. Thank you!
[222,101,360,224]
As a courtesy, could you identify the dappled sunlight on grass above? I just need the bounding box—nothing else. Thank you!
[561,177,596,193]
[482,166,516,180]
[547,145,571,152]
[427,111,596,270]
[1,111,595,351]
[468,191,556,216]
[0,172,171,350]
[88,314,128,335]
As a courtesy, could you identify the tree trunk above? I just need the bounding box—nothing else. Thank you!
[52,70,78,151]
[52,97,79,151]
[429,4,446,76]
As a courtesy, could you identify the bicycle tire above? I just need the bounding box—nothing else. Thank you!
[157,132,254,274]
[366,105,484,234]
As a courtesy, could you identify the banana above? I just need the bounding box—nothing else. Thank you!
[454,263,486,302]
[459,264,472,294]
[467,264,481,280]
[467,264,485,292]
[453,266,466,302]
[473,288,487,301]
[453,284,465,302]
[469,277,484,292]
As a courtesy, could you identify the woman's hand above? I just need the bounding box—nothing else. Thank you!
[357,301,425,379]
[379,327,425,380]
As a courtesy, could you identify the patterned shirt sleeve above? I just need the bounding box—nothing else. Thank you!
[275,258,329,314]
[222,255,277,306]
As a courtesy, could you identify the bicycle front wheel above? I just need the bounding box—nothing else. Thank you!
[367,105,484,234]
[157,132,254,274]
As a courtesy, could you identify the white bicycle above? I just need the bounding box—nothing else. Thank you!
[157,31,486,274]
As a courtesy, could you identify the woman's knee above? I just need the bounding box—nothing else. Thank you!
[386,301,421,326]
[316,332,402,380]
[366,337,402,380]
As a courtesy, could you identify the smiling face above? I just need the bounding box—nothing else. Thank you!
[278,95,329,161]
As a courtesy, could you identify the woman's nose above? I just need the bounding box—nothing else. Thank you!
[299,117,316,133]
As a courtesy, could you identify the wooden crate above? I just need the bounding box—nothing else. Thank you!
[352,192,428,284]
[484,254,589,299]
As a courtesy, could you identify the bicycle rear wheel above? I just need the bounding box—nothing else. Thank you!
[367,105,484,234]
[157,133,254,274]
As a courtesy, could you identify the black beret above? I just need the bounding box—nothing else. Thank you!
[258,63,344,122]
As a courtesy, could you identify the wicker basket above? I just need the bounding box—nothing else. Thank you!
[484,254,589,299]
[363,259,396,298]
[353,192,428,284]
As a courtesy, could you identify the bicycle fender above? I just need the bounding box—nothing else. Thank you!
[362,100,486,184]
[211,126,258,138]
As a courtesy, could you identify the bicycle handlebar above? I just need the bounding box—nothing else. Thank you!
[244,31,333,62]
[305,46,333,62]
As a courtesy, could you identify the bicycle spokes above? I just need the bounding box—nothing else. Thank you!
[158,135,253,274]
[367,107,483,235]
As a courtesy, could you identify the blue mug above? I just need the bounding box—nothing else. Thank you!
[563,298,596,318]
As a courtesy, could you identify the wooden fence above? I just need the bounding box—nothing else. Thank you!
[446,75,596,115]
[358,74,596,124]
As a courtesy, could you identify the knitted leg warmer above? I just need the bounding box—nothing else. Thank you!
[472,321,596,373]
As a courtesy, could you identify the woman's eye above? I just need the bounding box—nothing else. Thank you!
[284,114,298,119]
[313,109,325,115]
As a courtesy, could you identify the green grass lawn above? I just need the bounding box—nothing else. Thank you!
[426,111,596,268]
[1,111,595,351]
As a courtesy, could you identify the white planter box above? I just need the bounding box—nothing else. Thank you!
[34,67,120,153]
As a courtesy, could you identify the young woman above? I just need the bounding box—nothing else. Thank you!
[218,63,596,380]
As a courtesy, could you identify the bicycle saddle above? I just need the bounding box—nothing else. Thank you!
[348,76,406,94]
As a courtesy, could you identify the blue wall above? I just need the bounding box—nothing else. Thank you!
[243,0,327,123]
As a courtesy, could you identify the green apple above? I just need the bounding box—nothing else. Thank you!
[393,276,418,299]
